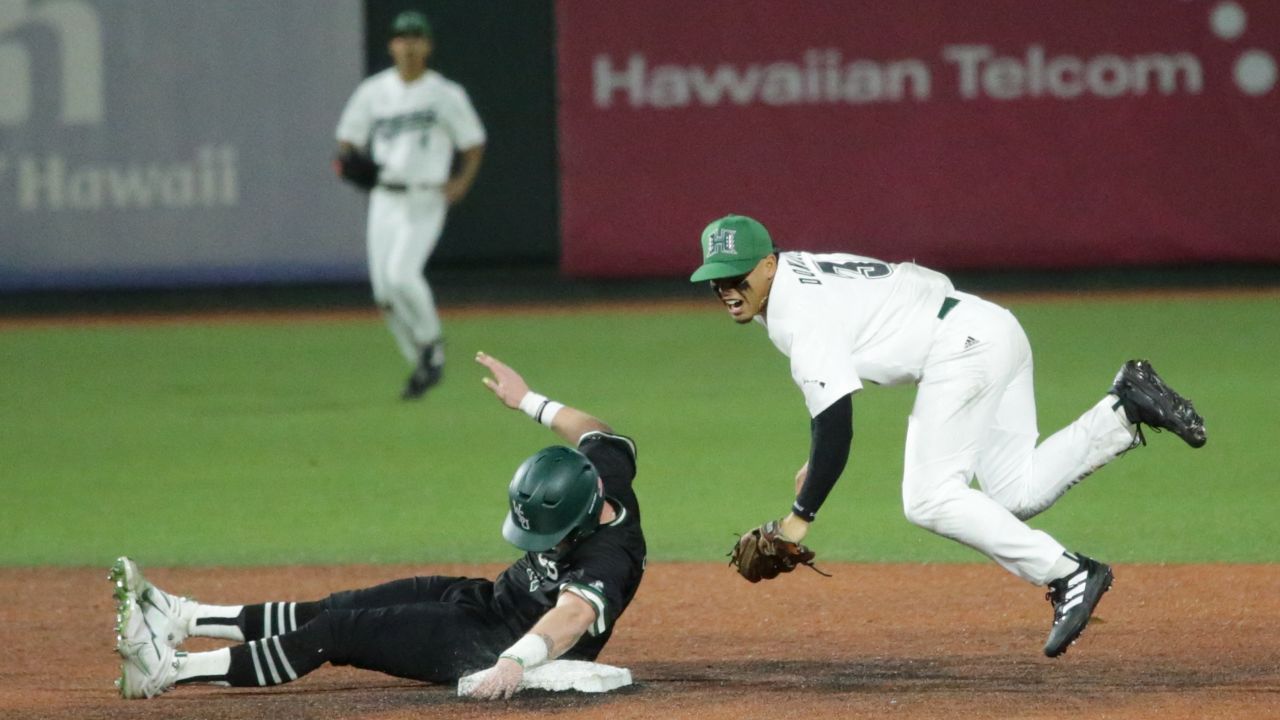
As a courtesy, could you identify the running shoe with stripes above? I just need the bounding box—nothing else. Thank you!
[1043,554,1114,657]
[115,594,179,699]
[110,556,195,649]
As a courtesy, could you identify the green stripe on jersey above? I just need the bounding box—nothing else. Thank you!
[562,582,608,635]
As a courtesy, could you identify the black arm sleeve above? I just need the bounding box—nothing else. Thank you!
[791,394,853,522]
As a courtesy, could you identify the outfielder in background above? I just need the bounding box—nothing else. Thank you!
[335,10,486,399]
[110,352,645,700]
[696,214,1206,657]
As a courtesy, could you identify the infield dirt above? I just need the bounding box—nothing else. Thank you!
[2,562,1277,719]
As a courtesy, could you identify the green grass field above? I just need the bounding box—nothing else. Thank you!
[2,293,1275,567]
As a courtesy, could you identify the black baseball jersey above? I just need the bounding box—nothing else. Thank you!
[300,431,645,683]
[491,430,646,660]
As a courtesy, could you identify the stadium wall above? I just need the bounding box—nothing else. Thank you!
[2,1,1277,291]
[0,0,369,291]
[556,0,1280,277]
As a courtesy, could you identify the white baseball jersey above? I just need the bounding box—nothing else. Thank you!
[759,251,955,417]
[335,68,485,185]
[758,249,1139,586]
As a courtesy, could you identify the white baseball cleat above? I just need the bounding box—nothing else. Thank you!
[110,556,195,648]
[115,594,179,699]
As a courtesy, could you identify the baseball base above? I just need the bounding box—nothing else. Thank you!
[457,660,633,696]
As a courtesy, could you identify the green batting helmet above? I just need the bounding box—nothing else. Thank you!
[502,446,604,553]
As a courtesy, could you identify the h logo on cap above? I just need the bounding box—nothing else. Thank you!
[706,228,737,258]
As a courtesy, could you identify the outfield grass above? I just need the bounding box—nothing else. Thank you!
[1,293,1275,567]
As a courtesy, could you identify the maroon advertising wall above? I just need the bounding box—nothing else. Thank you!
[556,1,1280,277]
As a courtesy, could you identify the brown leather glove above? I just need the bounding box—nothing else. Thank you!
[729,519,823,583]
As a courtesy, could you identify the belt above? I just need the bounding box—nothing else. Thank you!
[937,296,960,320]
[377,182,437,193]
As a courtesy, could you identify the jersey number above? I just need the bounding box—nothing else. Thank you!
[816,260,892,279]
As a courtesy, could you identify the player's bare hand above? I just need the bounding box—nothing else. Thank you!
[444,178,470,205]
[475,352,530,409]
[779,512,811,543]
[463,657,524,700]
[794,461,809,495]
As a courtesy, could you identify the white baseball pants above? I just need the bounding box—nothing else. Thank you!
[901,292,1137,585]
[366,187,447,364]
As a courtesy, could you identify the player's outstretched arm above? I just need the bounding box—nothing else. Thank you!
[461,592,597,700]
[475,351,612,445]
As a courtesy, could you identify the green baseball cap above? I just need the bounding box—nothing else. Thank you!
[391,10,432,38]
[689,214,776,282]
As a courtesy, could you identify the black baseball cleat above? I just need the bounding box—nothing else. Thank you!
[401,362,443,400]
[1110,359,1206,448]
[1043,554,1113,658]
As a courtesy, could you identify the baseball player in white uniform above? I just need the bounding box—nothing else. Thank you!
[335,10,486,399]
[691,214,1206,657]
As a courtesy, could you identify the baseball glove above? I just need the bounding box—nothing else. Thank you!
[333,148,380,191]
[728,520,827,583]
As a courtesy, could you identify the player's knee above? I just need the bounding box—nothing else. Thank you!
[296,608,349,663]
[980,485,1040,520]
[1007,497,1047,522]
[902,499,932,529]
[902,492,950,530]
[382,279,408,302]
[383,271,424,299]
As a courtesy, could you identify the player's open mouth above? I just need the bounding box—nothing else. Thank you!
[725,299,743,309]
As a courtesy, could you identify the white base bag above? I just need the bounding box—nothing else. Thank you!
[458,660,633,696]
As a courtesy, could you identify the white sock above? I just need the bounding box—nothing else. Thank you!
[175,648,231,685]
[192,604,246,642]
[1046,552,1082,583]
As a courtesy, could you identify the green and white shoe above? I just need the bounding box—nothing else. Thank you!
[114,594,179,699]
[109,556,195,648]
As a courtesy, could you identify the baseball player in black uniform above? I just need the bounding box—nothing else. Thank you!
[110,352,645,701]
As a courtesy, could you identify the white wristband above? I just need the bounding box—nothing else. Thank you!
[499,633,550,669]
[518,391,565,427]
[519,391,547,418]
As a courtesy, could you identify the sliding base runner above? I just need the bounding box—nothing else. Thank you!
[109,352,646,702]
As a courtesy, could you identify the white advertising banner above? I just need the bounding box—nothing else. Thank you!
[0,0,367,290]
